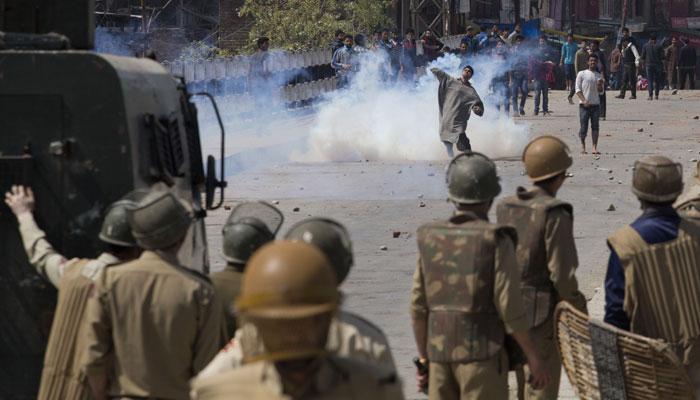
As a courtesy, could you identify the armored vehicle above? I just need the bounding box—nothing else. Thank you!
[0,1,226,397]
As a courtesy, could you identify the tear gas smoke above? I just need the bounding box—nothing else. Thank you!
[299,48,532,162]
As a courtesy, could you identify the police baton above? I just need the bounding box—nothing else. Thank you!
[413,356,429,394]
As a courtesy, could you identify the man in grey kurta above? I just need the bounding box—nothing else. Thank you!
[431,66,484,157]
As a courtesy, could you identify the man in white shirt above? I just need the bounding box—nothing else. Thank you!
[575,53,604,155]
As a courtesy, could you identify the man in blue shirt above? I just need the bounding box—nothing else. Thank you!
[460,26,479,55]
[559,33,578,102]
[604,155,688,329]
[604,155,700,396]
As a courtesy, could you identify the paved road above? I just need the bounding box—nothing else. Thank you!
[205,89,700,399]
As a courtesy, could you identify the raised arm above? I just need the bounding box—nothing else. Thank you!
[5,185,70,287]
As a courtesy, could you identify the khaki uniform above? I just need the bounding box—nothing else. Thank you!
[497,186,587,399]
[410,212,528,400]
[211,266,244,338]
[83,251,227,400]
[675,184,700,222]
[608,220,700,395]
[190,355,404,400]
[665,43,680,87]
[17,212,120,400]
[194,310,396,381]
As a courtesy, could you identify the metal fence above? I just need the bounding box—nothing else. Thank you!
[162,36,463,106]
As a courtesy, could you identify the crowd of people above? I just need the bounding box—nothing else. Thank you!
[6,141,700,399]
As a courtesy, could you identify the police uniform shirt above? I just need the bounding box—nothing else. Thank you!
[190,356,404,400]
[83,251,227,400]
[193,310,396,382]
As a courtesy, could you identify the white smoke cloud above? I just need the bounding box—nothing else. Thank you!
[298,50,531,162]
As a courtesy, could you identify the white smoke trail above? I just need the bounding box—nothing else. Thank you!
[299,49,532,162]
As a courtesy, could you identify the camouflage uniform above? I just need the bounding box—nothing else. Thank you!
[497,186,587,400]
[411,211,528,400]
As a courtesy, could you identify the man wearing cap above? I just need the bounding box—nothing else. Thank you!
[190,241,405,399]
[194,217,396,381]
[675,160,700,223]
[604,155,700,396]
[83,191,226,400]
[431,66,484,157]
[211,201,282,338]
[4,185,142,400]
[497,136,587,400]
[411,152,550,399]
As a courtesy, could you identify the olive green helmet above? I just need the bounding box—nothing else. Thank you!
[445,151,501,204]
[284,218,353,285]
[632,155,684,203]
[127,191,192,250]
[222,201,283,264]
[98,199,138,247]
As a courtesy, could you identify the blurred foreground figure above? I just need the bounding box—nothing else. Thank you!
[497,136,587,400]
[675,160,700,223]
[84,191,226,400]
[410,152,549,399]
[431,66,484,157]
[4,186,141,400]
[604,155,700,396]
[211,201,283,338]
[191,241,404,399]
[196,218,396,380]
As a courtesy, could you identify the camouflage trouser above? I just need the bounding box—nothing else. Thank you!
[517,317,561,400]
[428,350,508,400]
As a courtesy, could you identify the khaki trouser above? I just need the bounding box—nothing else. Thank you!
[518,317,561,400]
[428,350,509,400]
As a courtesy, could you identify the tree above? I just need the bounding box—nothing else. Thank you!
[239,0,394,52]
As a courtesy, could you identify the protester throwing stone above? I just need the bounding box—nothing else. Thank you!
[431,66,484,157]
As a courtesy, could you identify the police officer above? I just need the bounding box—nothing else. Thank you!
[496,136,587,400]
[675,160,700,222]
[212,201,282,338]
[191,241,405,400]
[410,152,549,399]
[604,155,700,396]
[4,185,141,400]
[83,191,226,400]
[286,218,396,370]
[195,217,397,380]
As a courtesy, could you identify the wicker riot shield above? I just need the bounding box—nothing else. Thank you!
[555,301,694,400]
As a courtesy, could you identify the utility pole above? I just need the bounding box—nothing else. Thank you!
[443,0,451,36]
[620,0,629,30]
[141,0,147,32]
[513,0,521,23]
